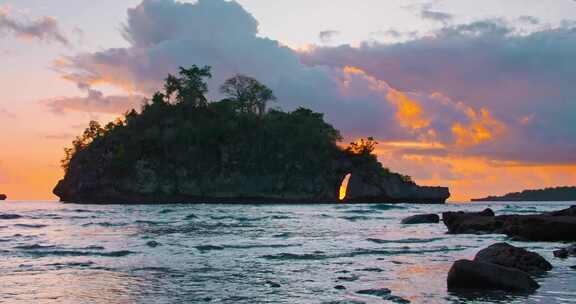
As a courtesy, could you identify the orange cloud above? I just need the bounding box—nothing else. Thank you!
[387,89,431,130]
[451,107,506,147]
[374,144,576,202]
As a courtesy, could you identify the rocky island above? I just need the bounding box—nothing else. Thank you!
[0,194,6,200]
[54,66,449,204]
[472,186,576,202]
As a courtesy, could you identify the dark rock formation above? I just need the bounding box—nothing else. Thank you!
[146,241,161,248]
[0,194,6,200]
[401,213,440,224]
[442,208,496,234]
[447,259,539,292]
[553,244,576,259]
[474,243,552,274]
[442,206,576,242]
[472,186,576,202]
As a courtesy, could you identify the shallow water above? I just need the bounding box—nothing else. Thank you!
[0,201,575,303]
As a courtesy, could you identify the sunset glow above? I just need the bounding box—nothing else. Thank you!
[1,0,575,202]
[339,173,351,201]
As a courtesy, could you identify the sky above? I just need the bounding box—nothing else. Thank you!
[1,0,575,201]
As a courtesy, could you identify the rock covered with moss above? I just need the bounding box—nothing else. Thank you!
[53,66,449,204]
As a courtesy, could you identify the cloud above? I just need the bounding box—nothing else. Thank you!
[420,9,453,24]
[319,30,340,43]
[0,6,69,45]
[43,88,144,114]
[52,0,575,167]
[301,20,576,164]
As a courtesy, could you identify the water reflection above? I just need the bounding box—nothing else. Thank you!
[0,269,145,304]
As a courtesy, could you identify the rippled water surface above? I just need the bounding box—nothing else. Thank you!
[1,201,575,303]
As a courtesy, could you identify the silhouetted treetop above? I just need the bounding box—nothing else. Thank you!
[220,74,276,116]
[164,65,212,106]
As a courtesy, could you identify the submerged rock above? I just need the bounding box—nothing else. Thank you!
[0,214,22,220]
[447,259,539,292]
[356,288,392,297]
[356,289,410,303]
[474,243,552,274]
[265,281,281,288]
[553,244,576,259]
[146,241,161,248]
[401,213,440,224]
[442,206,576,242]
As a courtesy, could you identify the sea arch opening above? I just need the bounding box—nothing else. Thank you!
[339,173,352,201]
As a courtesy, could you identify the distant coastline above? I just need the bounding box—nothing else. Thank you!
[472,186,576,202]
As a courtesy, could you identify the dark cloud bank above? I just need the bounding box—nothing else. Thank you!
[49,0,576,165]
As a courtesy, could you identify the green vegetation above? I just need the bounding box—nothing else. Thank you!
[57,65,417,202]
[472,186,576,202]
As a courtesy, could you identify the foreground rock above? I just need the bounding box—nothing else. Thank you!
[475,243,552,274]
[553,244,576,258]
[447,260,539,292]
[401,213,440,224]
[442,206,576,242]
[0,194,6,200]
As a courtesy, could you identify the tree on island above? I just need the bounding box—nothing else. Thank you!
[346,137,378,155]
[220,74,276,116]
[164,65,212,106]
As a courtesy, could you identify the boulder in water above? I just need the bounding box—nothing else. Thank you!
[0,194,6,200]
[474,242,552,274]
[447,259,539,292]
[401,213,440,224]
[553,244,576,259]
[442,208,496,234]
[146,240,161,248]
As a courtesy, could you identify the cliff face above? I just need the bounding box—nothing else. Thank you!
[53,108,449,204]
[54,151,449,204]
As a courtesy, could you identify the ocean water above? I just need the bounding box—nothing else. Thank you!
[0,201,575,304]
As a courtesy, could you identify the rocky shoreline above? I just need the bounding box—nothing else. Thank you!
[442,206,576,241]
[404,205,576,294]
